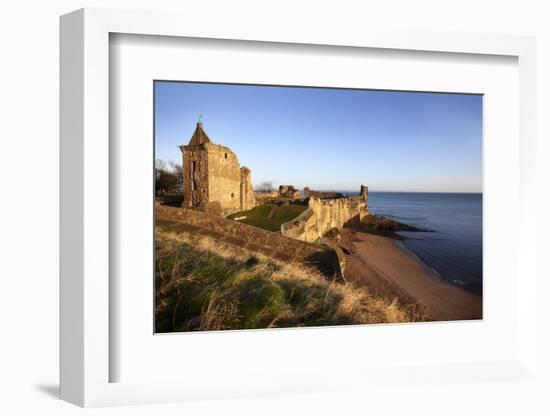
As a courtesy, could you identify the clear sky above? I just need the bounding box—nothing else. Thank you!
[154,81,482,193]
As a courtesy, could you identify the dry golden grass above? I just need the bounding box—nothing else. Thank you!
[155,227,411,332]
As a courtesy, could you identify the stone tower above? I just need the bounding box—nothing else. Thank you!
[360,185,368,206]
[180,121,256,215]
[240,166,255,212]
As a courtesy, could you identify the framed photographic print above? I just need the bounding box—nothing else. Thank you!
[60,8,538,408]
[153,81,483,334]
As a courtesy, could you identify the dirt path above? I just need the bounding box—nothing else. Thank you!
[340,228,482,321]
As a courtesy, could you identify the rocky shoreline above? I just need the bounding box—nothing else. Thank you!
[350,213,432,240]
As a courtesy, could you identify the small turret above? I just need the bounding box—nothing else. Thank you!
[360,185,368,204]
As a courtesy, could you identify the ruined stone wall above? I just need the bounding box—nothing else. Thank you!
[182,145,209,210]
[280,208,319,241]
[206,143,242,215]
[254,191,278,204]
[309,196,367,238]
[303,188,344,199]
[281,187,369,243]
[156,204,343,278]
[360,185,369,205]
[255,190,278,198]
[279,185,301,199]
[240,167,256,211]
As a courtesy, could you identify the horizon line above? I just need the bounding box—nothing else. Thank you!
[327,190,482,194]
[300,189,483,194]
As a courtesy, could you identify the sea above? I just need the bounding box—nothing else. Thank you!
[343,191,483,294]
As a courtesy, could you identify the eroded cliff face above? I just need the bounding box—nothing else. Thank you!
[281,190,368,243]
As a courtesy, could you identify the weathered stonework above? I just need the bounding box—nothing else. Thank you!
[360,185,368,205]
[278,185,301,199]
[240,166,255,211]
[180,122,256,216]
[281,186,369,243]
[303,188,344,199]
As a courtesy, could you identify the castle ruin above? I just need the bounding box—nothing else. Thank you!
[180,121,256,216]
[278,185,301,199]
[281,186,369,243]
[178,121,370,243]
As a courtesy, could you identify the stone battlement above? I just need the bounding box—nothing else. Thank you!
[281,186,369,243]
[303,188,344,199]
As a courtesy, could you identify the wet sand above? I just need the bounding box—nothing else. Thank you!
[340,228,482,321]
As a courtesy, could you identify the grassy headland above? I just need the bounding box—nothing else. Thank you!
[155,226,409,332]
[227,203,308,232]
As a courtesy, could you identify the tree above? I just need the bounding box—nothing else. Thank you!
[168,160,183,177]
[155,159,178,194]
[156,171,178,194]
[255,181,275,193]
[155,159,167,183]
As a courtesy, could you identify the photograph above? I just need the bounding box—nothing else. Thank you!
[154,81,483,333]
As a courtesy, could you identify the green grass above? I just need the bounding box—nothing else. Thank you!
[227,203,308,232]
[155,228,411,333]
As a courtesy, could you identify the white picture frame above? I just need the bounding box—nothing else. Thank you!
[60,8,538,408]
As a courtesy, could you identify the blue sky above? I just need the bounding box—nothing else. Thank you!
[155,81,482,193]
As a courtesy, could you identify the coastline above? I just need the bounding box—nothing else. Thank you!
[340,228,482,321]
[400,239,483,295]
[157,204,482,324]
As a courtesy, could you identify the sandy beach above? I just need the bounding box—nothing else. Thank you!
[340,228,482,321]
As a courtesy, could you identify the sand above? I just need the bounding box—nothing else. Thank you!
[340,228,482,321]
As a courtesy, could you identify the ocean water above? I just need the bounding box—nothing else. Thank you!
[349,191,483,294]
